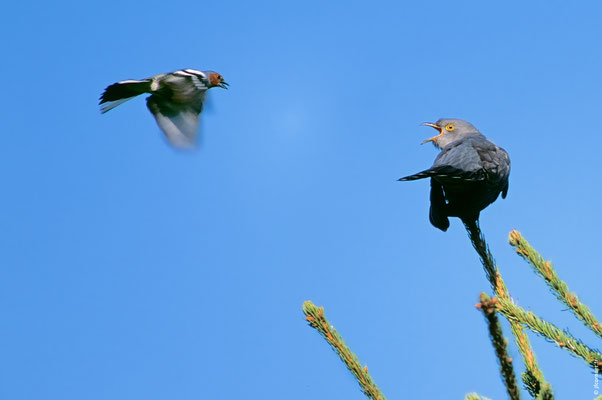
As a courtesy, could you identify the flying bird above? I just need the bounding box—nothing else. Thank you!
[99,69,228,148]
[398,119,510,231]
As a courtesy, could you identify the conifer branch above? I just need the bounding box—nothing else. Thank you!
[464,393,492,400]
[534,383,554,400]
[508,230,602,340]
[302,301,387,400]
[463,220,549,397]
[495,297,602,368]
[463,220,507,296]
[476,293,522,400]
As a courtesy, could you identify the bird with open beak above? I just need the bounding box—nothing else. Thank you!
[398,119,510,231]
[100,69,228,149]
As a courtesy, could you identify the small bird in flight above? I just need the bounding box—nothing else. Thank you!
[99,69,228,148]
[398,119,510,231]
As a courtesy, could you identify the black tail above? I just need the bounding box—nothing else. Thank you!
[398,169,433,181]
[429,179,449,231]
[400,165,486,182]
[99,79,152,113]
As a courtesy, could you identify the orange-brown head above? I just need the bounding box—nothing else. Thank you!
[208,72,229,89]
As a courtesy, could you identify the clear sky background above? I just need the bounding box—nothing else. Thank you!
[1,1,601,399]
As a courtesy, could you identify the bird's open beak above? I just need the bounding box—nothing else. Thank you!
[218,81,229,89]
[420,122,444,144]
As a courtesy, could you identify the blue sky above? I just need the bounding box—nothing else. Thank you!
[2,1,601,399]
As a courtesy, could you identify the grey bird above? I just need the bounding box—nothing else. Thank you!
[398,119,510,231]
[99,69,228,148]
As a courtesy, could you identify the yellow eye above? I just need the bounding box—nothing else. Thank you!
[445,124,455,132]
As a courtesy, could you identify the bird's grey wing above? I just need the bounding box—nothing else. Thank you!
[472,141,511,198]
[432,140,485,179]
[399,140,485,182]
[501,181,509,198]
[99,79,152,113]
[146,95,205,149]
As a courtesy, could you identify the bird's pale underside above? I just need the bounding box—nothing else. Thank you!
[99,69,228,149]
[399,119,510,231]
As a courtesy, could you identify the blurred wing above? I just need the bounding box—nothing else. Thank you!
[201,92,216,114]
[146,95,204,149]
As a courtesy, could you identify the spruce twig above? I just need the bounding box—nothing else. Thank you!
[495,296,602,368]
[465,393,492,400]
[463,220,549,397]
[463,220,508,297]
[302,301,386,400]
[534,383,554,400]
[508,230,602,340]
[476,293,522,400]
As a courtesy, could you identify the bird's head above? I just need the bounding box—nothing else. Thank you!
[420,118,480,148]
[207,71,229,89]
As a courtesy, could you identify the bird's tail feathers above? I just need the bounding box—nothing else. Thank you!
[99,79,153,113]
[429,179,450,231]
[100,97,138,113]
[399,165,485,182]
[398,169,433,181]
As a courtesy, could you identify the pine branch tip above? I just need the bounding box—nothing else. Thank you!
[508,229,522,245]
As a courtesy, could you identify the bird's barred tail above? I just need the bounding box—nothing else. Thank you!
[398,171,432,181]
[399,166,485,182]
[99,79,153,113]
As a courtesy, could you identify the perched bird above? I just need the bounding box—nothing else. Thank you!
[398,119,510,231]
[99,69,228,148]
